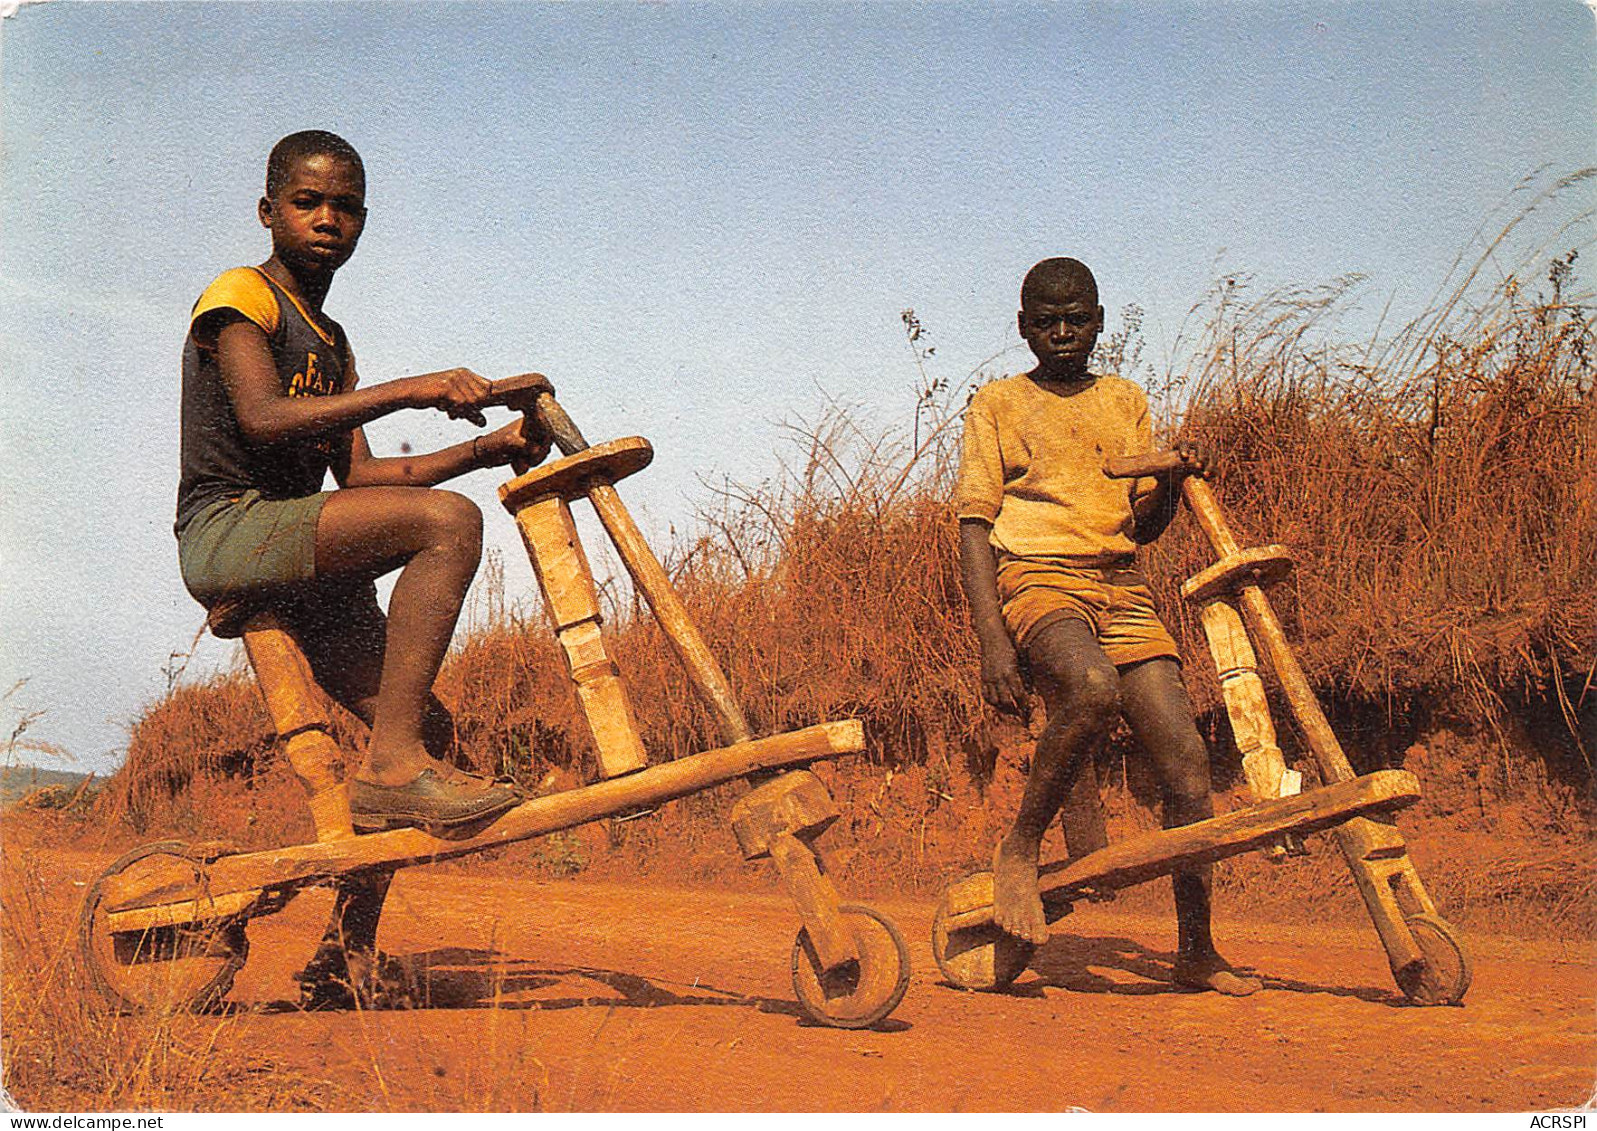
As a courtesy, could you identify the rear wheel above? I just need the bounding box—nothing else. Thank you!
[930,874,1036,992]
[78,841,249,1013]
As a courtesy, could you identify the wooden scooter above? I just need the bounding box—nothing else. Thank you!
[930,452,1471,1006]
[78,381,910,1029]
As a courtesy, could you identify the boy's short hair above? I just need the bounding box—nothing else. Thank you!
[1022,258,1098,305]
[266,130,364,199]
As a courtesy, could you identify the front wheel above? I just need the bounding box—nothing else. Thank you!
[1395,913,1472,1005]
[790,904,909,1029]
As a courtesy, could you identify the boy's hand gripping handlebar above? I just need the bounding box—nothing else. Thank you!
[484,372,586,474]
[1105,450,1234,555]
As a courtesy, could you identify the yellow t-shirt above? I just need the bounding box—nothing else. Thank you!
[954,373,1157,562]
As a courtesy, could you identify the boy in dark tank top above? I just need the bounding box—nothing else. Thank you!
[177,130,551,839]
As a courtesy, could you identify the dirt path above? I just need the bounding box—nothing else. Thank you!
[185,867,1593,1112]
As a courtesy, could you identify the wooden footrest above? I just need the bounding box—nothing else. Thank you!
[944,769,1419,929]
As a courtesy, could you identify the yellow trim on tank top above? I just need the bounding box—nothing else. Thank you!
[249,266,337,348]
[190,267,282,340]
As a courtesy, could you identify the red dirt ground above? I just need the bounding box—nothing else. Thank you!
[124,866,1597,1112]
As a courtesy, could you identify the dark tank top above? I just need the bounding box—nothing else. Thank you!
[175,267,349,535]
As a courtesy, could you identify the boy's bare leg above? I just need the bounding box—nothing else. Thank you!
[1118,657,1261,996]
[1058,759,1109,858]
[314,486,483,785]
[305,599,471,772]
[993,618,1121,946]
[293,617,464,1000]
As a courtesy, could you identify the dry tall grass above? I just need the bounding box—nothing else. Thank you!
[1152,246,1595,744]
[0,835,331,1109]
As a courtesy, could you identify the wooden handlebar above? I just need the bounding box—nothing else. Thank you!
[530,395,587,457]
[1103,451,1190,479]
[483,371,552,410]
[484,374,588,472]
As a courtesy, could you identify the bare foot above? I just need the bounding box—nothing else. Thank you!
[1173,951,1262,997]
[991,836,1049,946]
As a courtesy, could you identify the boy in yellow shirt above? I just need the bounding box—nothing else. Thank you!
[956,257,1259,995]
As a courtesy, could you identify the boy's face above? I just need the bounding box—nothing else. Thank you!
[258,153,367,276]
[1019,282,1103,381]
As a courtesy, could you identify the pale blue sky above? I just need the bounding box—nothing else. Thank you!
[2,1,1592,773]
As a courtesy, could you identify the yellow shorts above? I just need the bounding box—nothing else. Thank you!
[996,556,1181,668]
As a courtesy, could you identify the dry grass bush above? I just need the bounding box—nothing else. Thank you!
[102,666,360,851]
[1147,246,1596,752]
[628,406,982,768]
[0,838,329,1109]
[101,668,272,832]
[88,181,1595,940]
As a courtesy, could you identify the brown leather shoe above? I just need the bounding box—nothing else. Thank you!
[349,769,522,834]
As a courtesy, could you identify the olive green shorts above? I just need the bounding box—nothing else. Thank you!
[178,490,387,687]
[996,555,1181,668]
[178,489,331,608]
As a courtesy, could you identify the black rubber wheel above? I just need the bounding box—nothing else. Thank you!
[790,904,910,1029]
[930,874,1036,992]
[1395,913,1472,1006]
[78,841,248,1014]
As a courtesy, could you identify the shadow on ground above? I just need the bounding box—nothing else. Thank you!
[995,932,1398,1005]
[255,945,910,1031]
